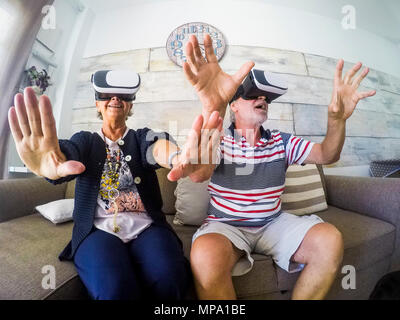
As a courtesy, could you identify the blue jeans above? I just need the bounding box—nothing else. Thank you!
[73,225,191,300]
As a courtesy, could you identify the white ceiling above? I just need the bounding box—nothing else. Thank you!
[80,0,400,44]
[81,0,162,12]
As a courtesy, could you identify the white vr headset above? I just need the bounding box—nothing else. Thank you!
[91,70,141,101]
[230,69,288,104]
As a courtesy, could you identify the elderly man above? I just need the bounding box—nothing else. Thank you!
[182,34,376,300]
[7,66,254,300]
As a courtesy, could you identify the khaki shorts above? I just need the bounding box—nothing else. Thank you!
[192,212,324,276]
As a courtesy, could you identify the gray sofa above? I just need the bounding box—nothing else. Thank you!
[0,166,399,300]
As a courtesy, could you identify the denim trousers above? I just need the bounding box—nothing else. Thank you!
[73,224,191,300]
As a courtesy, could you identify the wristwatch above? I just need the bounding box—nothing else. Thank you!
[168,149,182,169]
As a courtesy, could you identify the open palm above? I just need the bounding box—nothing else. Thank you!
[168,111,222,182]
[329,59,376,121]
[184,34,254,121]
[8,87,85,179]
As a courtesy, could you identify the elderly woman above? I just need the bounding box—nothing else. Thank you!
[7,69,227,300]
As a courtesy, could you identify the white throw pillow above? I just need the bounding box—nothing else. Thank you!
[35,199,74,224]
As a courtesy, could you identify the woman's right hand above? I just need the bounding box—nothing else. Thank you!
[167,111,222,182]
[8,87,85,180]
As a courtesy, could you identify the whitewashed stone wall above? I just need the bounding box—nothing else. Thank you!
[71,46,400,167]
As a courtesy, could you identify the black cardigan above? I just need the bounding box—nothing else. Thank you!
[46,128,178,261]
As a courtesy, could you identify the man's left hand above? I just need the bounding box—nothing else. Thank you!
[329,59,376,122]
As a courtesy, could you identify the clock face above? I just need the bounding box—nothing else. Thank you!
[166,22,226,67]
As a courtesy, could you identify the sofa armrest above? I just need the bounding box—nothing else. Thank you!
[325,175,400,270]
[325,175,400,225]
[0,177,67,223]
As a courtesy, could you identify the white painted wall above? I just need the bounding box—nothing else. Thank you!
[82,0,400,77]
[323,165,371,177]
[52,6,94,139]
[7,0,94,174]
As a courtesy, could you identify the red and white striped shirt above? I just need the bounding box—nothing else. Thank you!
[206,124,315,227]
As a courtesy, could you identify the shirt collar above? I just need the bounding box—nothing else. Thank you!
[227,122,271,142]
[97,127,129,147]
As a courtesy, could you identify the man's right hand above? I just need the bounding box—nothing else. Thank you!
[8,87,85,180]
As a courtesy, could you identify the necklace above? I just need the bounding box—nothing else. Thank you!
[100,132,123,233]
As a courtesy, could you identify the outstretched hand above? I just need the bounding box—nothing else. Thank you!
[329,59,376,121]
[167,111,222,182]
[183,34,254,123]
[8,87,85,179]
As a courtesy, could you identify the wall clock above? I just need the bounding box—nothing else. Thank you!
[166,22,226,67]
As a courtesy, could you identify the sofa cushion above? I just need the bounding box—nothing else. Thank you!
[0,178,67,223]
[0,213,87,300]
[2,205,394,300]
[156,168,177,215]
[167,202,395,299]
[65,180,76,199]
[173,177,210,226]
[275,205,396,291]
[166,215,281,298]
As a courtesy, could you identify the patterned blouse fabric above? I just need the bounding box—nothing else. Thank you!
[94,128,153,242]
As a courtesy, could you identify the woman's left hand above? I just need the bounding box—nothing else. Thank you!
[167,111,222,182]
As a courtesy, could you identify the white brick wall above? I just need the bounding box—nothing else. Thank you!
[71,45,400,168]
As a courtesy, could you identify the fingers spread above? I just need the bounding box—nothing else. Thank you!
[185,41,200,73]
[191,114,204,133]
[183,62,198,85]
[208,124,222,164]
[8,107,23,142]
[357,90,376,100]
[185,115,203,160]
[38,94,57,141]
[24,87,43,136]
[334,59,344,88]
[217,116,223,132]
[352,67,369,88]
[233,61,255,85]
[203,111,220,130]
[14,92,31,137]
[344,62,362,84]
[204,34,217,63]
[190,35,206,65]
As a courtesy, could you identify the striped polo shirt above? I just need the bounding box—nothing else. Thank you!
[206,123,315,227]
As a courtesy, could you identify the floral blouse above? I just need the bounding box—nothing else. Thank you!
[93,128,153,242]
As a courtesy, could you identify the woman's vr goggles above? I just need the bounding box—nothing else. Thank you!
[91,70,141,102]
[230,69,288,104]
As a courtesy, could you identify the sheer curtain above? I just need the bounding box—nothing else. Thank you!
[0,0,54,179]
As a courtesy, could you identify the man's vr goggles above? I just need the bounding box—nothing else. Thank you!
[230,69,288,104]
[91,70,141,102]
